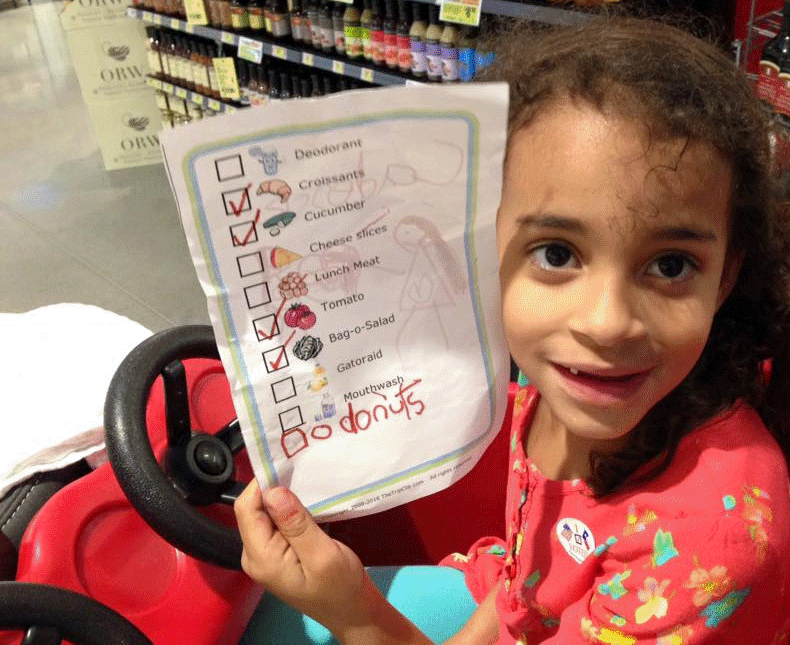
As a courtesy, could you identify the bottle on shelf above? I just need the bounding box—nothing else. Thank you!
[207,42,221,100]
[237,60,252,106]
[333,1,346,55]
[264,0,275,33]
[383,0,397,69]
[360,0,373,61]
[268,67,281,99]
[344,0,363,60]
[153,0,167,17]
[254,62,270,102]
[146,28,164,79]
[272,0,292,38]
[194,39,211,95]
[190,38,204,92]
[439,17,458,82]
[249,0,266,32]
[457,26,477,82]
[208,0,223,28]
[218,0,233,30]
[311,72,323,96]
[320,0,334,52]
[230,0,250,31]
[166,32,180,83]
[409,1,426,79]
[396,0,410,74]
[369,0,384,65]
[757,1,790,111]
[309,0,323,49]
[280,71,292,98]
[290,0,305,43]
[425,4,442,82]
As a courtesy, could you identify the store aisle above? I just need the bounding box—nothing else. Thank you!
[0,2,209,331]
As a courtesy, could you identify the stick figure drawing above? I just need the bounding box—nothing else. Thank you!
[393,216,466,358]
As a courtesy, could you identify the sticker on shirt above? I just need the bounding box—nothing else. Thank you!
[556,518,596,564]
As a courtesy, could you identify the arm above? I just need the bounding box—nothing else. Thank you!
[234,481,495,645]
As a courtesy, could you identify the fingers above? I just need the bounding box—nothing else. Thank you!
[234,479,274,542]
[262,486,335,565]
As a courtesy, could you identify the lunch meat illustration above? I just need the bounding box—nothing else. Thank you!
[270,246,302,268]
[278,272,308,299]
[293,335,323,360]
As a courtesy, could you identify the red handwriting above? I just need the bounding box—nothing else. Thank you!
[280,379,426,459]
[232,209,261,246]
[229,183,252,216]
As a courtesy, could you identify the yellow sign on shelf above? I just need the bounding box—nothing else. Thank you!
[439,0,481,27]
[272,45,287,60]
[184,0,209,25]
[332,60,345,75]
[360,67,374,83]
[213,57,241,101]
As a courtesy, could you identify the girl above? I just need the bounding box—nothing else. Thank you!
[234,17,790,644]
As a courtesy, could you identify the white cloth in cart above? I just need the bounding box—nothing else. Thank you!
[0,303,151,499]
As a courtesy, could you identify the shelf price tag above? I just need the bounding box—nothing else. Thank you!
[360,67,374,83]
[207,98,221,111]
[151,12,164,25]
[272,45,287,60]
[332,60,345,75]
[184,0,209,24]
[175,86,189,99]
[238,36,264,64]
[302,52,314,67]
[213,57,241,101]
[221,31,237,45]
[439,0,481,27]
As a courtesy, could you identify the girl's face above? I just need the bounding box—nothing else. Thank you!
[498,103,741,463]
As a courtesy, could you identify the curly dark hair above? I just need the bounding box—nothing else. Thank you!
[480,17,790,497]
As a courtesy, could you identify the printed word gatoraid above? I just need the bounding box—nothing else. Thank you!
[294,138,363,160]
[337,348,383,373]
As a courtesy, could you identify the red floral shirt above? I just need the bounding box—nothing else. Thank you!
[441,385,790,644]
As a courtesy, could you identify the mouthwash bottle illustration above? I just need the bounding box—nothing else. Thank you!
[322,392,336,418]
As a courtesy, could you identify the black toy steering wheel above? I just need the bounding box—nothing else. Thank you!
[0,582,152,645]
[104,325,245,570]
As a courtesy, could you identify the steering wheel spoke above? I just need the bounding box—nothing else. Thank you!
[22,626,61,645]
[162,360,192,449]
[218,480,247,505]
[216,419,244,454]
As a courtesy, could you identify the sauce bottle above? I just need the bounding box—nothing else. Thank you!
[360,0,373,61]
[333,1,346,55]
[230,0,250,31]
[271,0,291,38]
[424,4,441,82]
[409,1,426,79]
[383,0,397,69]
[206,43,221,100]
[249,0,266,31]
[319,0,333,51]
[218,0,233,29]
[237,60,252,106]
[344,0,362,59]
[146,28,164,79]
[280,71,292,98]
[308,0,323,49]
[290,0,305,43]
[369,0,384,66]
[396,0,410,73]
[311,72,323,96]
[457,26,476,82]
[268,67,281,99]
[439,19,457,82]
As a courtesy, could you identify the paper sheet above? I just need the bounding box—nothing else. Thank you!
[160,83,510,520]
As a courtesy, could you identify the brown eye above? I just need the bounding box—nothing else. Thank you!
[648,253,698,281]
[530,243,575,270]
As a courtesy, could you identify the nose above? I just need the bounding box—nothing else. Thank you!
[567,273,645,347]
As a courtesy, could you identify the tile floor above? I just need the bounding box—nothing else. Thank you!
[0,1,209,332]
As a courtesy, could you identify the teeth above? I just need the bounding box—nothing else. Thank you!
[569,367,579,375]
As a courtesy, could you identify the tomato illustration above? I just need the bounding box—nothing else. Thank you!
[284,303,316,329]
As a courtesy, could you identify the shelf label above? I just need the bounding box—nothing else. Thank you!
[360,67,374,83]
[146,77,163,90]
[207,98,221,111]
[184,22,196,33]
[302,52,314,67]
[332,60,345,75]
[213,57,241,101]
[238,36,264,64]
[221,31,237,45]
[439,0,481,26]
[184,0,209,24]
[175,86,189,99]
[151,12,164,25]
[272,45,287,60]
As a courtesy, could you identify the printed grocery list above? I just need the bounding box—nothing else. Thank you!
[160,83,509,520]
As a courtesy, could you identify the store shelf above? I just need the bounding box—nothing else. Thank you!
[146,76,239,112]
[129,8,423,86]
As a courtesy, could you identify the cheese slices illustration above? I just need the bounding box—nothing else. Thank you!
[271,246,302,268]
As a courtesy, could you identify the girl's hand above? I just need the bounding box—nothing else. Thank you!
[233,480,369,635]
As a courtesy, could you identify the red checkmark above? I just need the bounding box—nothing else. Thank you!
[231,210,261,246]
[257,297,288,339]
[229,183,252,217]
[269,329,296,371]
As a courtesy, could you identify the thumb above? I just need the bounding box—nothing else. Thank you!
[263,487,332,561]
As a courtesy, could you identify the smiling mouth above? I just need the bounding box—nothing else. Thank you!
[552,363,653,402]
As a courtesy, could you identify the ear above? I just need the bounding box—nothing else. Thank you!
[716,246,744,311]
